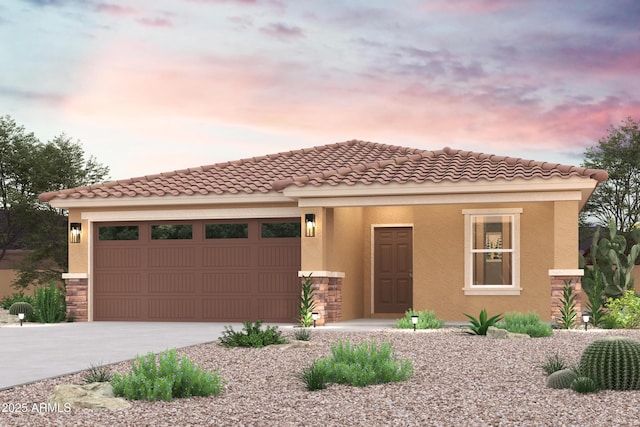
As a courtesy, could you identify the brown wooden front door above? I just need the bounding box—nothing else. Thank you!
[374,227,413,313]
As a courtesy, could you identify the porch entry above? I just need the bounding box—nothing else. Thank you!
[374,227,413,313]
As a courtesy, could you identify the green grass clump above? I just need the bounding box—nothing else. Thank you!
[541,352,569,376]
[293,328,312,341]
[112,349,224,401]
[82,362,113,384]
[219,320,287,348]
[395,309,444,329]
[496,312,553,337]
[301,339,413,390]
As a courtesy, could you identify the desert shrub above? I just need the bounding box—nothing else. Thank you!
[293,328,312,341]
[395,309,444,329]
[558,280,577,329]
[541,352,569,376]
[298,274,316,327]
[112,349,224,401]
[604,290,640,329]
[463,308,502,335]
[496,312,552,337]
[1,292,35,310]
[570,376,600,394]
[82,362,113,384]
[219,320,287,348]
[547,368,578,389]
[579,336,640,390]
[33,282,66,323]
[302,340,413,390]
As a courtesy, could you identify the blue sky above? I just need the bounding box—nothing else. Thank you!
[1,0,639,180]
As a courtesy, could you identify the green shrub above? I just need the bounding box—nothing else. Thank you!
[293,328,312,341]
[1,292,35,310]
[82,362,113,384]
[605,290,640,329]
[219,320,287,348]
[112,349,224,401]
[547,368,578,389]
[558,280,577,329]
[570,376,600,394]
[395,309,444,329]
[496,312,552,337]
[541,352,569,376]
[579,336,640,390]
[33,282,66,323]
[463,308,502,335]
[301,360,330,391]
[302,340,413,390]
[298,274,316,327]
[8,301,35,321]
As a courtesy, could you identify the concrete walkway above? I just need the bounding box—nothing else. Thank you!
[0,319,397,390]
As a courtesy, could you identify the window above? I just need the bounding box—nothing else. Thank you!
[98,226,139,240]
[151,224,193,240]
[463,208,522,295]
[205,223,248,239]
[261,222,301,238]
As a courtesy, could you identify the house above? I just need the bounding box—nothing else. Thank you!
[39,140,608,324]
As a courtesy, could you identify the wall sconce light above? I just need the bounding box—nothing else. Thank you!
[305,214,316,237]
[70,222,82,243]
[312,312,319,328]
[18,312,25,327]
[582,312,590,331]
[411,314,419,331]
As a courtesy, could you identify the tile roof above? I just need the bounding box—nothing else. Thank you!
[39,140,608,202]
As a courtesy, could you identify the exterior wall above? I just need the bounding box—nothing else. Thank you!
[332,201,570,322]
[64,276,88,321]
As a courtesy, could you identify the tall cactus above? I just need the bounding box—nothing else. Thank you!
[579,336,640,390]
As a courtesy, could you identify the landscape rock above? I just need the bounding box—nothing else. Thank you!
[486,326,530,339]
[49,382,130,410]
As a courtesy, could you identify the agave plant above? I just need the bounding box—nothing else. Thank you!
[463,308,503,335]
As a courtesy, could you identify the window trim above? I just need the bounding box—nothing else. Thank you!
[462,208,522,295]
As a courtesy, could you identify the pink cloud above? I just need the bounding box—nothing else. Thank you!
[94,3,136,16]
[259,22,304,39]
[137,17,173,28]
[419,0,524,14]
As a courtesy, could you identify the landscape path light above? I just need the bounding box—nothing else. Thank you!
[411,314,419,331]
[18,312,25,327]
[582,312,590,331]
[312,312,319,328]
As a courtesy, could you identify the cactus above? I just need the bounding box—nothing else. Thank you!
[9,301,34,318]
[547,368,578,389]
[570,376,599,394]
[579,336,640,390]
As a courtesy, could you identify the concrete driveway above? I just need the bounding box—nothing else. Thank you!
[0,319,396,390]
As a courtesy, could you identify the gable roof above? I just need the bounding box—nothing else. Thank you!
[39,140,608,203]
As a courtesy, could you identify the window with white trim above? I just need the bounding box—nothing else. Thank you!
[463,208,522,295]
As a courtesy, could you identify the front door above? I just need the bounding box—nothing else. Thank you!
[374,227,413,313]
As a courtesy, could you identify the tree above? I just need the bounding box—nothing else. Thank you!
[581,117,640,231]
[0,115,109,288]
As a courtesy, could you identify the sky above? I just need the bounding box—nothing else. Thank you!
[1,0,639,182]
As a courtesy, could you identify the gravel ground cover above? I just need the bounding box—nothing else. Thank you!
[2,328,640,426]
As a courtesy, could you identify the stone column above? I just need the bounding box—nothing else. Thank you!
[299,271,344,326]
[62,274,89,322]
[549,269,584,325]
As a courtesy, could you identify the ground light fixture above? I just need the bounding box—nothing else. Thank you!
[18,312,25,327]
[582,312,590,331]
[311,312,319,328]
[411,314,419,331]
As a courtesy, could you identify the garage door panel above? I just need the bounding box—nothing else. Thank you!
[148,298,199,320]
[95,248,144,268]
[94,219,300,322]
[148,247,197,268]
[202,272,251,293]
[148,273,198,294]
[94,297,143,320]
[203,246,251,267]
[94,273,144,294]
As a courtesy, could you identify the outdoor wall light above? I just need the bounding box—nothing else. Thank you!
[18,312,25,327]
[312,312,319,328]
[411,314,419,331]
[582,312,590,331]
[70,222,82,244]
[305,214,316,237]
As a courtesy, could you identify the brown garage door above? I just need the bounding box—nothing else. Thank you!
[93,219,301,322]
